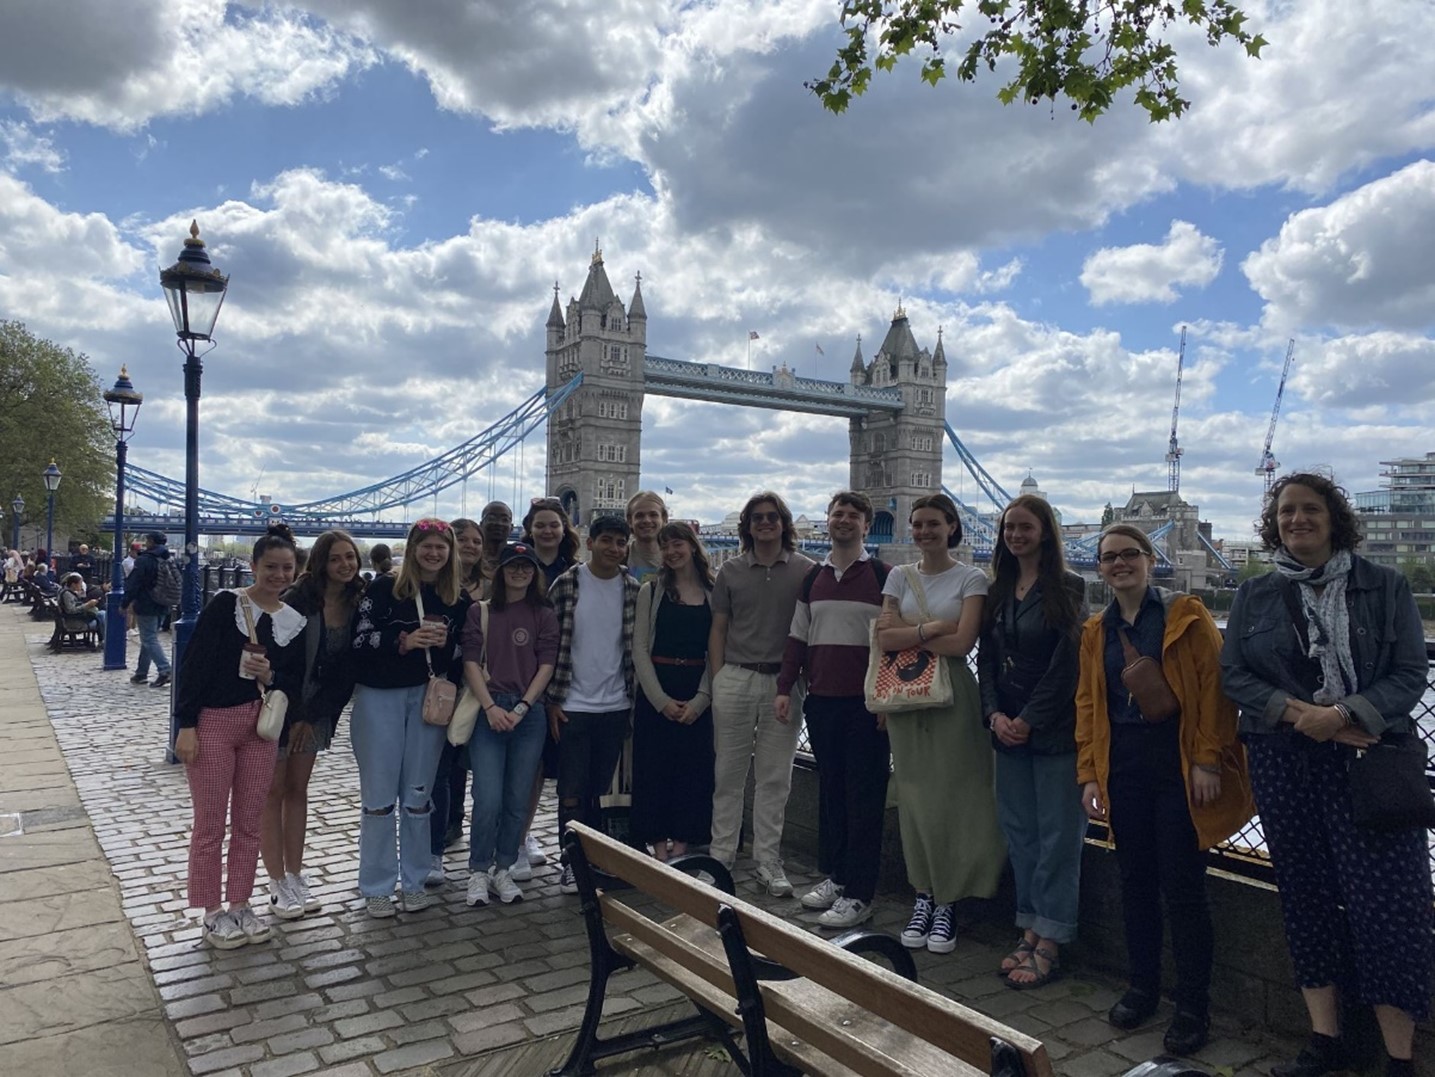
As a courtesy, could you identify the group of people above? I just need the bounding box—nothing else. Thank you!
[166,475,1428,1075]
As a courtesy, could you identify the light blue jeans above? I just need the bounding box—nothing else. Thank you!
[994,749,1088,944]
[350,684,447,897]
[135,613,170,676]
[467,691,548,874]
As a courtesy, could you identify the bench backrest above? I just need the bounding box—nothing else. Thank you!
[568,822,1053,1077]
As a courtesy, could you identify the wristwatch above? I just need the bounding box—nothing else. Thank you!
[513,701,530,717]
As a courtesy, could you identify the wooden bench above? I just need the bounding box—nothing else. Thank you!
[553,821,1054,1077]
[48,597,98,651]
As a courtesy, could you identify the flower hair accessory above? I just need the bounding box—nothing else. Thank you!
[415,519,451,533]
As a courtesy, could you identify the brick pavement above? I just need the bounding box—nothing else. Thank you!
[6,602,1318,1077]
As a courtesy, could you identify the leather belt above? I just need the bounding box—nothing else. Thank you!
[651,656,706,667]
[734,662,781,675]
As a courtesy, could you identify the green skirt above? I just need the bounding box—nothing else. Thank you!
[885,658,1006,904]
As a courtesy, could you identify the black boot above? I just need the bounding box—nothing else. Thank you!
[1108,987,1160,1030]
[1272,1033,1344,1077]
[1163,1009,1210,1056]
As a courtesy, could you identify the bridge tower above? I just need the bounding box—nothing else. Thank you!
[847,308,947,541]
[545,245,646,524]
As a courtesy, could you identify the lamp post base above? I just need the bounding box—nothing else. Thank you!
[102,589,128,670]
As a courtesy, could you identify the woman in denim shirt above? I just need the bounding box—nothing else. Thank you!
[1221,472,1430,1077]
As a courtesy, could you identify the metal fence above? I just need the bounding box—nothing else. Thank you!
[794,646,1435,884]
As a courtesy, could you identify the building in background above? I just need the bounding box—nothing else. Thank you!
[1353,452,1435,571]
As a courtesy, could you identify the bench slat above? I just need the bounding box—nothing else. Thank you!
[573,824,1051,1077]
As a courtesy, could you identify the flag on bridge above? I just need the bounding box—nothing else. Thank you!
[748,330,760,340]
[815,342,824,356]
[664,486,674,495]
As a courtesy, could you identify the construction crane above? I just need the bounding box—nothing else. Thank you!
[1256,339,1296,494]
[1165,326,1187,494]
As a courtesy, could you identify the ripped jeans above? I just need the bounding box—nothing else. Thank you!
[351,683,447,896]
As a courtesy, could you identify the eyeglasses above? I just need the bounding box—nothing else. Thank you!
[749,512,781,524]
[1097,548,1147,565]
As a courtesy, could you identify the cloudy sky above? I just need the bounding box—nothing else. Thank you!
[1,0,1432,539]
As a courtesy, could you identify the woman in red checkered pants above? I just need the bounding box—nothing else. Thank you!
[173,525,308,949]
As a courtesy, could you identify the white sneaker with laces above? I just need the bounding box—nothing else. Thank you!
[400,889,437,913]
[508,856,533,882]
[287,872,321,914]
[902,892,935,949]
[755,860,793,897]
[424,854,446,888]
[559,864,578,894]
[366,895,397,919]
[801,877,842,910]
[817,896,872,929]
[232,906,272,944]
[490,867,523,904]
[526,834,548,866]
[268,876,303,920]
[466,872,490,907]
[202,910,247,950]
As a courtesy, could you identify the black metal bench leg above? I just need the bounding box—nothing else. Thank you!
[717,905,802,1077]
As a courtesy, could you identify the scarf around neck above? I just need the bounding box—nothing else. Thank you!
[1272,547,1355,704]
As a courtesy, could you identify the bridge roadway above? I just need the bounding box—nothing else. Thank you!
[644,354,905,417]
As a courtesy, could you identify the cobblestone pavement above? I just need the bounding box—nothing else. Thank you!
[20,610,1312,1077]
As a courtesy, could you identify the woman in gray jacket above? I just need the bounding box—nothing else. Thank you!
[1221,473,1429,1077]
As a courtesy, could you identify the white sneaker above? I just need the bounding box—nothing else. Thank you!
[559,865,578,894]
[508,855,533,882]
[232,906,272,944]
[466,872,490,907]
[801,877,842,910]
[927,902,958,954]
[755,860,793,897]
[817,896,873,929]
[202,910,247,950]
[268,876,303,920]
[424,854,446,888]
[399,890,437,913]
[366,896,397,919]
[526,834,548,866]
[287,872,321,914]
[902,892,934,949]
[490,867,523,904]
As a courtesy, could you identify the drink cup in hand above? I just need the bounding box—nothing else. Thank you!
[423,615,446,646]
[239,642,265,680]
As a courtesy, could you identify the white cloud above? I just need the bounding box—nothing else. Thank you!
[0,0,376,129]
[0,121,64,173]
[1287,331,1435,409]
[377,164,409,181]
[1243,160,1435,333]
[1081,220,1223,306]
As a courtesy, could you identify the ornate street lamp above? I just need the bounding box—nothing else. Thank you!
[10,495,22,554]
[42,460,61,567]
[102,368,143,672]
[160,220,228,756]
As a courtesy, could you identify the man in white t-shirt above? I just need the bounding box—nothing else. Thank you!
[545,514,640,893]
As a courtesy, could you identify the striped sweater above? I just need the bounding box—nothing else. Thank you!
[776,556,887,698]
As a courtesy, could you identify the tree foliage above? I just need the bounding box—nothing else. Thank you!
[1398,557,1435,596]
[1237,556,1272,583]
[808,0,1267,123]
[0,321,114,549]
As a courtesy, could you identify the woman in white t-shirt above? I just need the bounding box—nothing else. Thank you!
[877,493,1006,956]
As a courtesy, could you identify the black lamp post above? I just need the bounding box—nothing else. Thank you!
[160,220,228,755]
[42,460,61,566]
[10,495,22,554]
[102,367,143,672]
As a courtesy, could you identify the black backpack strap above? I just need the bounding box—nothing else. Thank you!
[799,563,824,605]
[870,557,892,589]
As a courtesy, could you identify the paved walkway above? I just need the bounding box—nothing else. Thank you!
[0,602,1322,1076]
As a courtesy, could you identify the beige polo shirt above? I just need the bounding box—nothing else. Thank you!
[711,548,816,665]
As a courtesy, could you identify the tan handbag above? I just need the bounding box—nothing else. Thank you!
[414,589,457,727]
[863,565,953,714]
[1118,626,1180,723]
[239,594,288,742]
[447,601,488,746]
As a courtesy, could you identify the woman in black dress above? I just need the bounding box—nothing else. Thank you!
[631,521,715,858]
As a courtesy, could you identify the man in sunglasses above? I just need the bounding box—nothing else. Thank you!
[708,491,815,895]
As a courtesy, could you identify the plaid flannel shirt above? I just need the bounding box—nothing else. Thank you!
[545,562,639,706]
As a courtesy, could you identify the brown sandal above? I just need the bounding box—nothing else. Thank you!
[997,936,1037,976]
[1005,946,1061,991]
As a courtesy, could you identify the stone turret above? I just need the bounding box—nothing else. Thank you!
[849,335,866,384]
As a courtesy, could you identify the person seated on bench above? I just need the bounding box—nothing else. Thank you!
[59,572,106,641]
[33,561,59,597]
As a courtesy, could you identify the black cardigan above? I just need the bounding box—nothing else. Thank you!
[351,575,471,689]
[174,590,306,729]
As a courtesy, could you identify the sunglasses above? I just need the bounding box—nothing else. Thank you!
[749,512,781,524]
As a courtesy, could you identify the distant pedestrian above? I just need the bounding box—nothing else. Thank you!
[350,519,470,918]
[173,524,305,949]
[369,544,395,577]
[460,543,558,907]
[262,530,363,920]
[547,515,639,894]
[69,543,95,583]
[122,533,176,687]
[877,493,1003,956]
[708,491,815,894]
[631,521,715,861]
